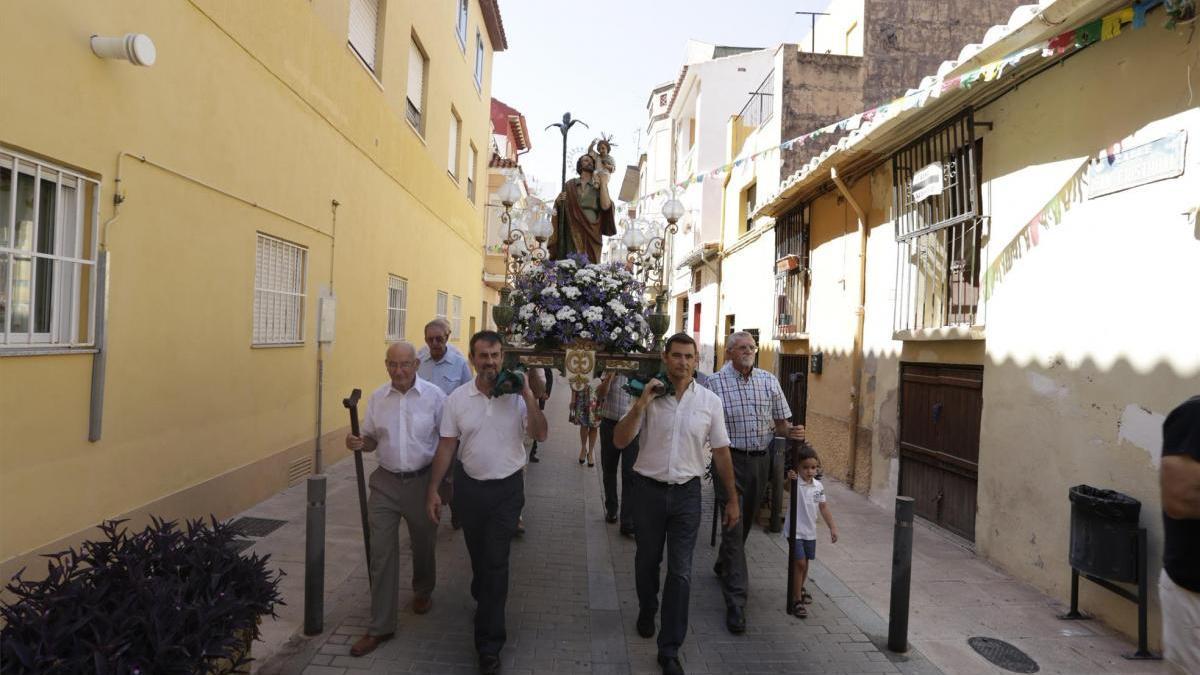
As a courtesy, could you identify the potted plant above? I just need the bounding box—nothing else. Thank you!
[1,517,283,674]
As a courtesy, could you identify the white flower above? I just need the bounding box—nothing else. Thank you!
[558,258,578,270]
[575,322,583,329]
[607,298,629,317]
[518,303,537,319]
[540,286,560,297]
[556,307,578,322]
[582,305,604,323]
[562,285,581,300]
[610,329,620,340]
[580,330,592,339]
[629,331,639,341]
[539,313,556,328]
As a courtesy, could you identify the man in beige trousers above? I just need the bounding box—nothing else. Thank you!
[346,341,447,657]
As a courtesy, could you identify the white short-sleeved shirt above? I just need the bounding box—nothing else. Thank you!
[440,383,528,480]
[361,377,446,473]
[784,478,826,541]
[632,380,731,484]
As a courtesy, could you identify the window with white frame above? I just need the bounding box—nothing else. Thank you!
[448,109,461,179]
[348,0,381,73]
[386,274,407,340]
[407,37,428,133]
[253,233,307,345]
[436,290,448,319]
[474,30,484,91]
[466,143,478,202]
[451,295,462,337]
[455,0,468,50]
[1,148,101,349]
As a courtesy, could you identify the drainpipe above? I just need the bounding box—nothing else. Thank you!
[831,167,866,490]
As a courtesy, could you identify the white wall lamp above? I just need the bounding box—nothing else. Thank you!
[90,33,156,67]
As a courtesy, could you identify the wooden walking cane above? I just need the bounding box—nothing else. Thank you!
[342,389,372,587]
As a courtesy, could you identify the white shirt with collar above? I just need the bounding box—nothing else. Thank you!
[632,380,731,484]
[439,382,529,481]
[418,347,474,396]
[361,376,447,473]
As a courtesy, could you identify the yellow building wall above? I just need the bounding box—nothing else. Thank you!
[0,0,495,573]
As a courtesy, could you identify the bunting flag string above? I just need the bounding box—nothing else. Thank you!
[632,2,1146,206]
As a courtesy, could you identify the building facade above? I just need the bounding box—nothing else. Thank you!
[756,0,1199,645]
[0,0,506,576]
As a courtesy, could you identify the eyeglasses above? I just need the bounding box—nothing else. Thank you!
[731,345,758,353]
[385,360,419,369]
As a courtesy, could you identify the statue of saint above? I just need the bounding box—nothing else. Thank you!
[549,139,617,264]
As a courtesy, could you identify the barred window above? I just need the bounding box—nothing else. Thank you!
[773,202,809,339]
[386,274,407,341]
[1,148,100,350]
[451,294,462,337]
[253,234,306,345]
[891,110,984,332]
[436,290,448,319]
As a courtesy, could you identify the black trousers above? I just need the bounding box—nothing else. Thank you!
[453,464,524,657]
[633,474,701,659]
[599,419,639,530]
[714,448,770,610]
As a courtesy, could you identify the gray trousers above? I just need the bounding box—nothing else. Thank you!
[367,466,438,635]
[715,448,769,611]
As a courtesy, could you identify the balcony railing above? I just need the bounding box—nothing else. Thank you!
[774,266,808,338]
[737,69,774,129]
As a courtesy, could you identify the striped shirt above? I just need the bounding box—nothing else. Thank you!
[707,363,791,450]
[598,374,634,421]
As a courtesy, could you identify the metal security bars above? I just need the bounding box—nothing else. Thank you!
[253,233,307,345]
[773,203,809,338]
[386,274,407,340]
[737,69,775,129]
[1,148,101,350]
[891,110,984,332]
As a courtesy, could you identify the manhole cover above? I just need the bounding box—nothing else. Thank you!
[227,516,287,538]
[967,637,1039,673]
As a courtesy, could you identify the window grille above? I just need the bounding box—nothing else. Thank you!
[348,0,380,72]
[407,39,428,132]
[773,203,809,338]
[891,109,984,332]
[455,0,468,49]
[474,30,484,91]
[253,234,306,345]
[386,275,407,340]
[451,295,462,337]
[1,148,101,349]
[436,290,448,319]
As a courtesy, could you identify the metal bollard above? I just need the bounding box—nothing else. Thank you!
[887,496,914,652]
[768,436,786,533]
[304,475,327,635]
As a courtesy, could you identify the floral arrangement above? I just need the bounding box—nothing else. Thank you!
[510,254,651,352]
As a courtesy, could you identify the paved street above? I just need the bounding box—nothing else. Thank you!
[244,386,1171,675]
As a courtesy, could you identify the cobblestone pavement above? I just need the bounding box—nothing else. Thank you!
[255,387,940,675]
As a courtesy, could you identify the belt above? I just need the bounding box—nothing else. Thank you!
[730,447,768,456]
[383,464,431,479]
[638,474,699,489]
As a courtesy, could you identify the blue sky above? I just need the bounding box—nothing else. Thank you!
[492,0,833,199]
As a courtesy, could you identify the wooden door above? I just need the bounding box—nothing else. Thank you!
[898,363,982,541]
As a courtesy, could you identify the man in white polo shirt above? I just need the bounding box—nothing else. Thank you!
[614,333,740,675]
[426,330,547,675]
[345,341,447,658]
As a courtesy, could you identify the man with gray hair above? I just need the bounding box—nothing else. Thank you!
[706,331,805,634]
[346,342,447,657]
[419,318,473,529]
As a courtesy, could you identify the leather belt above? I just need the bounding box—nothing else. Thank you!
[730,447,768,456]
[384,464,432,479]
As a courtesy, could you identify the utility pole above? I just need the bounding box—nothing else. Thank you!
[795,10,830,53]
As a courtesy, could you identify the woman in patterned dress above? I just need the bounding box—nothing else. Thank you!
[570,380,600,466]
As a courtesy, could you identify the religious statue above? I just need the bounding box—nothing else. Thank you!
[549,137,617,263]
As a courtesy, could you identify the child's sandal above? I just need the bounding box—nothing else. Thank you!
[801,588,813,604]
[790,601,807,617]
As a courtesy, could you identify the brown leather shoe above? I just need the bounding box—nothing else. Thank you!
[413,595,433,615]
[350,633,393,657]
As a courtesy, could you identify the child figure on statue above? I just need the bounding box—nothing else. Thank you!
[785,446,839,617]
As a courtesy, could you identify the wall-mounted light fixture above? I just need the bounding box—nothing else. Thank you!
[90,33,156,67]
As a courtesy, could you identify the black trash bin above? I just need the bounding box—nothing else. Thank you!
[1067,484,1140,582]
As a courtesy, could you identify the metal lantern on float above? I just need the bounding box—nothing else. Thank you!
[661,195,685,225]
[496,177,522,208]
[529,209,554,242]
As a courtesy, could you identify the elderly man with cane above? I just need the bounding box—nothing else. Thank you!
[706,331,805,633]
[344,342,447,657]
